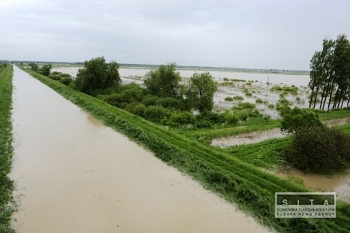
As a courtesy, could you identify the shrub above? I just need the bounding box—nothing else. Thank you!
[225,96,233,101]
[131,103,147,117]
[238,102,256,109]
[60,77,73,86]
[68,81,76,89]
[141,95,159,106]
[285,126,350,174]
[279,98,290,105]
[233,95,244,100]
[296,97,301,102]
[119,83,144,103]
[238,112,249,121]
[224,114,239,124]
[255,98,263,104]
[97,93,120,107]
[156,97,182,109]
[268,104,274,109]
[170,111,195,125]
[144,105,171,123]
[246,82,252,86]
[280,107,322,134]
[245,92,252,97]
[196,110,225,125]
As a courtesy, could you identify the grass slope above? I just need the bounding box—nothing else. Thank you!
[0,66,15,233]
[21,67,350,233]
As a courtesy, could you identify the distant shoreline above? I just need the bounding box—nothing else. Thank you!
[51,63,309,75]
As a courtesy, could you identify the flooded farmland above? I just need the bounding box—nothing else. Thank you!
[52,66,313,119]
[10,66,271,232]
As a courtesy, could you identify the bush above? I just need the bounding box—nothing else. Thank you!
[141,95,159,106]
[119,83,144,103]
[60,77,73,86]
[144,105,171,123]
[279,98,290,105]
[245,92,252,97]
[196,110,225,125]
[238,112,249,121]
[285,126,350,173]
[100,93,121,107]
[131,103,146,117]
[223,113,239,124]
[268,104,274,109]
[255,98,263,104]
[238,102,256,109]
[170,111,195,125]
[280,107,322,134]
[156,97,182,109]
[233,95,244,100]
[225,96,233,101]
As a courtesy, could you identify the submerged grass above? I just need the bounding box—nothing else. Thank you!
[21,67,350,233]
[0,66,15,233]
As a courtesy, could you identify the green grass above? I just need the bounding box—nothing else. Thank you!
[223,137,291,169]
[0,66,15,233]
[21,67,350,233]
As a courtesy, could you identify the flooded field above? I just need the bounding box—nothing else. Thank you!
[52,67,312,119]
[212,118,350,148]
[211,128,284,148]
[10,66,271,232]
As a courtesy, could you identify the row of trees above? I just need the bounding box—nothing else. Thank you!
[309,34,350,110]
[29,63,52,76]
[75,57,218,112]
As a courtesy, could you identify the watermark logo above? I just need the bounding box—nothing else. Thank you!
[275,192,336,218]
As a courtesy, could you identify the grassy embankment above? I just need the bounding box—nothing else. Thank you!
[21,67,350,233]
[0,65,15,233]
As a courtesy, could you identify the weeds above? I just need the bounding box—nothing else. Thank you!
[0,66,15,233]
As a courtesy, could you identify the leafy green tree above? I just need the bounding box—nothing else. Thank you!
[308,34,350,110]
[40,64,52,76]
[285,126,350,173]
[28,63,38,71]
[280,107,323,135]
[144,63,181,98]
[186,72,217,112]
[75,56,121,96]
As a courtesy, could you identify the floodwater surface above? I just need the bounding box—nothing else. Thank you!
[10,66,271,232]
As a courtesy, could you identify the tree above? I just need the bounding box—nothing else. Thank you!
[144,63,181,98]
[28,63,38,71]
[308,34,350,110]
[75,56,121,96]
[285,126,350,174]
[40,64,52,76]
[186,72,217,112]
[280,107,323,135]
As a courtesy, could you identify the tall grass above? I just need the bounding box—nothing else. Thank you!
[0,66,15,233]
[21,67,350,233]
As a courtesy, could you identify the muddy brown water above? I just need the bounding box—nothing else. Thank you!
[10,66,271,232]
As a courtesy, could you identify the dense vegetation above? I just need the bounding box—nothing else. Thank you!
[33,58,264,129]
[21,66,350,233]
[29,63,52,76]
[75,56,121,96]
[0,65,15,233]
[309,34,350,110]
[285,126,350,173]
[280,107,350,173]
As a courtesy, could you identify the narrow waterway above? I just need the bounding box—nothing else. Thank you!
[10,66,271,233]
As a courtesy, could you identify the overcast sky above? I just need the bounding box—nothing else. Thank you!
[1,0,349,70]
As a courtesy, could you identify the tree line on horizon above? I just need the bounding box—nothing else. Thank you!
[309,34,350,110]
